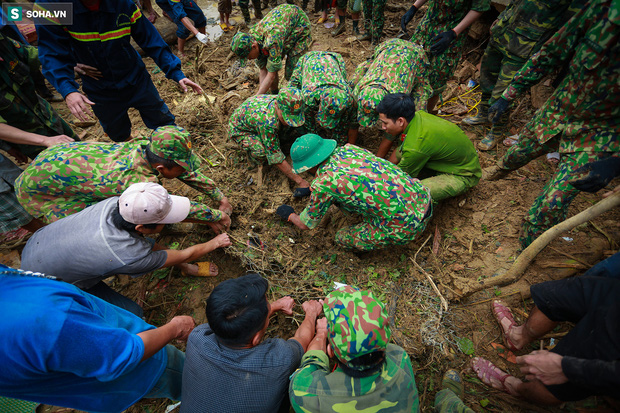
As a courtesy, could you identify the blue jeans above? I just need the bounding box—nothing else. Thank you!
[145,345,186,401]
[84,281,144,318]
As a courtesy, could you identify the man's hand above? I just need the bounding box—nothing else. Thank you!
[207,213,231,234]
[219,197,233,216]
[196,32,208,44]
[65,92,95,122]
[569,156,620,193]
[400,5,418,33]
[169,315,196,341]
[178,78,203,94]
[276,205,295,221]
[430,30,456,55]
[302,300,324,318]
[212,232,232,248]
[487,97,510,123]
[74,63,103,80]
[271,296,295,315]
[517,350,568,385]
[45,135,75,147]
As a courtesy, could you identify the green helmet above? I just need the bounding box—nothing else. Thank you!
[290,134,337,173]
[231,32,253,64]
[149,125,199,171]
[324,285,391,370]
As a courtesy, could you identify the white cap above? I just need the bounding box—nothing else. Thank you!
[119,182,191,225]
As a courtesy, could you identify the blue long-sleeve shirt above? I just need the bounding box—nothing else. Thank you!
[35,0,185,98]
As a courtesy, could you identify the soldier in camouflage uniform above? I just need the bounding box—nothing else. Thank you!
[406,0,491,111]
[358,0,387,44]
[289,285,420,412]
[352,39,432,135]
[239,0,263,26]
[276,134,432,251]
[0,33,77,239]
[230,4,312,95]
[288,52,357,145]
[483,0,620,248]
[462,0,586,150]
[16,126,233,234]
[228,87,312,192]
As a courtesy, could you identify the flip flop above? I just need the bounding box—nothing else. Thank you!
[471,357,516,395]
[183,262,219,277]
[219,22,230,32]
[293,187,311,198]
[492,300,520,351]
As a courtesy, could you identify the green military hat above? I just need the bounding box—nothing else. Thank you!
[276,87,305,128]
[149,125,199,171]
[290,133,337,173]
[316,87,353,130]
[357,85,387,127]
[324,285,391,369]
[231,32,254,65]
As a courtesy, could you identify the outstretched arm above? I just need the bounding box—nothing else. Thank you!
[291,300,323,351]
[137,315,196,360]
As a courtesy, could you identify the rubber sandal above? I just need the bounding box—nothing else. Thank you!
[502,134,520,147]
[471,357,515,395]
[492,300,520,351]
[293,187,311,198]
[183,262,219,277]
[219,22,230,32]
[317,16,327,24]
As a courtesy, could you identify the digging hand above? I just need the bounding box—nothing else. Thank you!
[430,29,456,56]
[487,97,509,124]
[276,205,295,221]
[569,156,620,193]
[400,5,417,34]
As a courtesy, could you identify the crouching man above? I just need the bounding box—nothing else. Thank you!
[289,285,420,411]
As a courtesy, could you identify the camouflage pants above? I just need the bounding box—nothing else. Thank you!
[361,0,386,40]
[240,0,262,22]
[479,41,526,102]
[434,389,474,413]
[230,132,286,165]
[500,130,610,248]
[335,209,431,251]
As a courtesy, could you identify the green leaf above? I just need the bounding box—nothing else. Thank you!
[480,398,490,407]
[456,337,475,355]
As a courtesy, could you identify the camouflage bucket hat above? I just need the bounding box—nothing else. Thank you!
[149,125,199,171]
[357,86,387,127]
[276,87,305,127]
[291,133,337,173]
[231,32,253,64]
[316,88,353,130]
[324,285,391,369]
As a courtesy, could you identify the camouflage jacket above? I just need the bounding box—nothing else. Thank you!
[288,52,356,142]
[490,0,586,59]
[228,95,286,165]
[502,0,620,154]
[250,4,312,73]
[0,34,76,141]
[15,141,224,223]
[299,145,430,229]
[289,345,420,412]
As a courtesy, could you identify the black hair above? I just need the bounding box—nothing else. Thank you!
[206,273,270,347]
[110,202,159,232]
[144,146,180,169]
[338,351,386,378]
[376,93,416,123]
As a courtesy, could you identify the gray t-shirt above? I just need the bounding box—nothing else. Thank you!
[21,197,167,288]
[181,323,304,413]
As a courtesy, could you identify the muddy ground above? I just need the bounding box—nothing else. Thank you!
[3,1,619,412]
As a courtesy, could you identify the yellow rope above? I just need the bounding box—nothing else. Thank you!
[436,84,481,118]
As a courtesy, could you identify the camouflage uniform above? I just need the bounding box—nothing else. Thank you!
[228,96,289,165]
[361,0,387,42]
[411,0,491,93]
[15,127,226,224]
[249,4,312,80]
[299,144,432,250]
[494,0,620,247]
[352,39,432,127]
[0,34,77,159]
[289,286,420,412]
[288,52,356,144]
[239,0,262,25]
[471,0,584,144]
